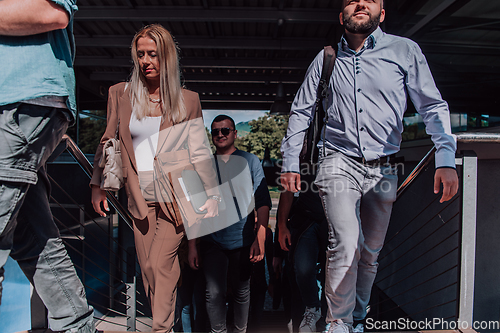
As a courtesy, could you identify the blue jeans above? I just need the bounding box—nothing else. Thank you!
[175,262,207,333]
[0,103,95,332]
[202,242,252,333]
[292,219,328,309]
[315,148,397,324]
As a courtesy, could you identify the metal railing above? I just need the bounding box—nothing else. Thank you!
[397,133,500,199]
[36,134,151,331]
[373,132,500,328]
[36,132,499,331]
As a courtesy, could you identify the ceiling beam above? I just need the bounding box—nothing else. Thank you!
[75,36,500,57]
[75,7,340,24]
[89,72,305,83]
[403,0,457,37]
[404,0,474,38]
[420,42,500,56]
[186,83,300,95]
[74,45,500,74]
[199,94,275,103]
[74,56,311,69]
[197,101,273,110]
[75,36,327,50]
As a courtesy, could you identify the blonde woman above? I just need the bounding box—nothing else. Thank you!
[90,24,219,332]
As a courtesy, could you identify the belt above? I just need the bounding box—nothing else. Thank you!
[350,154,402,166]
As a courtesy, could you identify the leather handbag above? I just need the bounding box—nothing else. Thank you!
[99,121,124,191]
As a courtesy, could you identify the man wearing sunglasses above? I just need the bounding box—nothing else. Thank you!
[189,114,272,333]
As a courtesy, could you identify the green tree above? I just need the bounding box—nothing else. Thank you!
[205,127,216,153]
[237,113,288,160]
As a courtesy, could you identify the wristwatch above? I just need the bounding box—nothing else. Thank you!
[208,195,222,203]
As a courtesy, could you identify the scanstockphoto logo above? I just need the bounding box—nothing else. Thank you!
[365,318,500,331]
[273,159,405,195]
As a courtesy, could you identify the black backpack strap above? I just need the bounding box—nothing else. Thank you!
[317,45,336,101]
[300,45,337,164]
[316,45,337,161]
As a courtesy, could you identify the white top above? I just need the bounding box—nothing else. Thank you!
[129,113,162,172]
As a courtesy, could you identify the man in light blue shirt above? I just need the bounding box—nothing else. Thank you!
[281,1,459,333]
[0,1,94,332]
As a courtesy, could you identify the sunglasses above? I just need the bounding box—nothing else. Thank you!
[211,127,234,137]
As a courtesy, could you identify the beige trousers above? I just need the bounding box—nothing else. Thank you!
[133,204,184,332]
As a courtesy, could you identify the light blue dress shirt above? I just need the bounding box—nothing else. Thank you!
[0,0,78,118]
[281,27,456,173]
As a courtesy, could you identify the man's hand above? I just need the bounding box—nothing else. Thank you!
[188,239,200,270]
[0,0,70,36]
[278,224,291,252]
[249,225,266,263]
[280,172,301,193]
[200,198,218,218]
[91,185,109,217]
[434,168,459,203]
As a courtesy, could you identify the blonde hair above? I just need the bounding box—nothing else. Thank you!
[129,24,186,123]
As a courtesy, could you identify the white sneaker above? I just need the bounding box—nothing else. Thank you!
[324,319,350,333]
[288,318,294,333]
[352,323,364,333]
[299,307,322,332]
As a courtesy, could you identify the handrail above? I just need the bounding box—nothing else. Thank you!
[396,132,500,199]
[61,134,134,229]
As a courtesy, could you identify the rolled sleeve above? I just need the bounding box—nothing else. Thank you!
[50,0,78,18]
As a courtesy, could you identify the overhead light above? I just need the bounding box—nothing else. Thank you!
[270,82,290,115]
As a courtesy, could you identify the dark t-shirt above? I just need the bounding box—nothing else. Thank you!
[204,149,272,250]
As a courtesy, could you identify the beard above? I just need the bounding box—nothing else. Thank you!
[343,10,382,35]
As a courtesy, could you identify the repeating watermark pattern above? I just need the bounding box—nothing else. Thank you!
[365,318,500,331]
[273,159,405,195]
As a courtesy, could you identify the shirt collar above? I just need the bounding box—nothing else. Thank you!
[341,26,383,54]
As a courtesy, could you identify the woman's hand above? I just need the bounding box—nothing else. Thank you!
[199,198,218,218]
[91,185,109,217]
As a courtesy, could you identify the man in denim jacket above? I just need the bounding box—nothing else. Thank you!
[0,1,95,331]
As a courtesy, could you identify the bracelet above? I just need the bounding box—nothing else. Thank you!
[208,195,222,203]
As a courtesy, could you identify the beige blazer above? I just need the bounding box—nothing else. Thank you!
[91,82,218,225]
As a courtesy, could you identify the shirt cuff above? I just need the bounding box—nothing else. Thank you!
[434,150,456,169]
[280,158,301,174]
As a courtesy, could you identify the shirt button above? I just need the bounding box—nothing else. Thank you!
[359,109,363,113]
[363,147,367,151]
[360,127,365,131]
[356,71,360,74]
[357,88,362,92]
